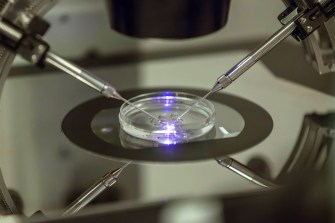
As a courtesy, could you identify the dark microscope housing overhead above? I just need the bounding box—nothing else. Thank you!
[105,0,231,39]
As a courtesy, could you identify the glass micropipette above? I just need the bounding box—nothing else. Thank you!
[177,12,299,120]
[177,91,212,120]
[62,161,132,216]
[44,52,161,122]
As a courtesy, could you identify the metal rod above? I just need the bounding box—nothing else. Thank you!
[62,162,131,216]
[216,157,278,189]
[178,11,302,119]
[62,178,110,216]
[0,20,23,42]
[45,52,160,121]
[211,11,302,93]
[45,51,121,99]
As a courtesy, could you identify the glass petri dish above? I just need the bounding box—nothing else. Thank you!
[119,127,217,149]
[119,91,215,145]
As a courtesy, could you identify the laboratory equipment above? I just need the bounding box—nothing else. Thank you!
[0,0,334,220]
[119,91,215,145]
[0,1,333,102]
[0,1,159,122]
[178,11,299,117]
[105,0,231,39]
[26,166,335,223]
[210,10,301,94]
[45,52,159,121]
[62,162,131,216]
[216,157,279,189]
[0,0,333,127]
[62,88,273,162]
[181,2,335,117]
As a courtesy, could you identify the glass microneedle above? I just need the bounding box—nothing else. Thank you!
[177,91,211,120]
[178,13,298,120]
[44,52,160,122]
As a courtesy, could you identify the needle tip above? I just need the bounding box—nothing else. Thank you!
[211,82,223,93]
[112,162,131,178]
[212,76,232,93]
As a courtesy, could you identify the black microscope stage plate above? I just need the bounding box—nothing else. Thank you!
[62,88,273,163]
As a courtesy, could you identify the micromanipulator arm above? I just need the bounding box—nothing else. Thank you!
[0,14,121,100]
[211,1,335,93]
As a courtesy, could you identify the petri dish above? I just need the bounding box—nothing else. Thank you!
[119,92,215,145]
[119,127,217,149]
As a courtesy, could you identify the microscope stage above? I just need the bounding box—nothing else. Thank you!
[62,88,273,163]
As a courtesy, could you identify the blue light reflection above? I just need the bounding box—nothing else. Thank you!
[163,96,175,107]
[151,92,188,145]
[156,120,187,145]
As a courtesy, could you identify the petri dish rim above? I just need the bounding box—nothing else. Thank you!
[118,91,216,144]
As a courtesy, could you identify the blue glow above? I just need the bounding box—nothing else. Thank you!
[163,96,175,107]
[161,91,173,96]
[156,121,184,145]
[150,93,185,145]
[162,138,177,145]
[163,122,177,133]
[151,93,176,111]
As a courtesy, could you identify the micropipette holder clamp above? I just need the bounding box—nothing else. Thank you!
[44,52,121,99]
[62,162,130,216]
[0,18,122,100]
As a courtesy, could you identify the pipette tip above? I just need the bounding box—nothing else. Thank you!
[211,82,223,93]
[211,75,232,93]
[112,162,132,179]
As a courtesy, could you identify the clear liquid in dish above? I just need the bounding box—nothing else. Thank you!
[119,92,215,145]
